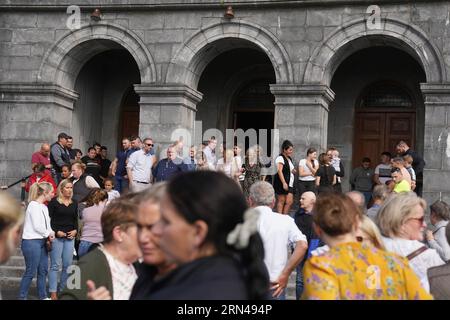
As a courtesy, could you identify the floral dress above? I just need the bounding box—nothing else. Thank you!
[301,242,432,300]
[242,160,262,198]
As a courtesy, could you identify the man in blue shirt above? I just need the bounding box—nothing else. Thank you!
[153,146,183,182]
[111,138,131,193]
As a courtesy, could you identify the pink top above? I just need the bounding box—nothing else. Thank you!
[31,151,51,176]
[80,203,106,243]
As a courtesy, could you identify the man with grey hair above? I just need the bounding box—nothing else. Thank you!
[367,185,388,221]
[346,190,366,214]
[248,181,307,300]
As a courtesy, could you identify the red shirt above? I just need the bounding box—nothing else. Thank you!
[31,151,51,176]
[25,173,57,193]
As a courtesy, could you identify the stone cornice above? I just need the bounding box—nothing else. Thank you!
[0,83,78,110]
[0,0,446,11]
[134,84,203,111]
[270,84,335,106]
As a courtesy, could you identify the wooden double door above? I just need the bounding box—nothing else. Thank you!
[353,111,415,167]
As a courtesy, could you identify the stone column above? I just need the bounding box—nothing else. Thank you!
[0,83,78,189]
[270,84,335,159]
[134,84,203,159]
[420,83,450,204]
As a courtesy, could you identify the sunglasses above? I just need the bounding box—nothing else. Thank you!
[145,143,154,147]
[356,236,364,242]
[408,216,425,224]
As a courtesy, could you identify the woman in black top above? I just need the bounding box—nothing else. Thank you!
[148,171,269,299]
[315,153,336,194]
[273,140,296,214]
[48,179,78,299]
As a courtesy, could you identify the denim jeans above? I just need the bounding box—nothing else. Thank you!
[362,191,372,207]
[296,258,306,300]
[78,240,93,258]
[18,239,48,300]
[48,238,74,293]
[114,175,128,194]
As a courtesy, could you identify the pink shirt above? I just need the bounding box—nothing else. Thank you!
[31,151,51,175]
[80,203,106,243]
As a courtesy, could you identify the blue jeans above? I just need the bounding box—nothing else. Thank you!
[48,238,74,293]
[18,239,48,300]
[363,191,372,207]
[78,240,93,258]
[114,175,128,194]
[296,258,306,300]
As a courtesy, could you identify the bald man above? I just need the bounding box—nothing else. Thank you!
[31,143,53,175]
[346,190,366,214]
[294,191,322,299]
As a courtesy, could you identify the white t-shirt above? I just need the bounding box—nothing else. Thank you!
[298,159,319,182]
[275,155,294,188]
[375,163,392,184]
[256,206,307,282]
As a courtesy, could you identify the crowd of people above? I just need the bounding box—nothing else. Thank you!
[0,132,449,300]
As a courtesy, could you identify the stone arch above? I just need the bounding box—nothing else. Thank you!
[38,22,157,90]
[166,20,294,88]
[304,18,446,85]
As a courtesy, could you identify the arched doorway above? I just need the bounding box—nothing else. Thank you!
[72,47,140,156]
[196,42,276,152]
[328,46,426,189]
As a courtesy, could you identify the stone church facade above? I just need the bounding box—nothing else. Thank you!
[1,0,450,205]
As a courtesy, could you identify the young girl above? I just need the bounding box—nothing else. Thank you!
[104,178,120,204]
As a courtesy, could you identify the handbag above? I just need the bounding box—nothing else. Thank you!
[46,236,52,252]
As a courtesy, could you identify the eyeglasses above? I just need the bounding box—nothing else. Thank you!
[356,236,364,242]
[145,143,154,147]
[408,216,425,224]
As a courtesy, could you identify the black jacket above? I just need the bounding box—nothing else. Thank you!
[145,255,249,300]
[403,149,425,176]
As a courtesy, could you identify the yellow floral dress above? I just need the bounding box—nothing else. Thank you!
[301,242,432,300]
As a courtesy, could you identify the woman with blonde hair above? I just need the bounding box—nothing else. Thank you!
[356,215,385,250]
[242,146,263,198]
[302,192,431,300]
[216,148,241,184]
[18,182,55,300]
[47,179,78,299]
[376,192,444,292]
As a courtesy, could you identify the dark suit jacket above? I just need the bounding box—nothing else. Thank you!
[428,263,450,300]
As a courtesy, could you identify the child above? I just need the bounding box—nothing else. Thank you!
[330,149,341,183]
[403,154,416,191]
[104,178,120,204]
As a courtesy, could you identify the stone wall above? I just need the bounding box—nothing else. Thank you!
[1,1,450,201]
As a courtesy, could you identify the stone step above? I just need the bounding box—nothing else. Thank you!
[0,266,25,278]
[3,256,25,267]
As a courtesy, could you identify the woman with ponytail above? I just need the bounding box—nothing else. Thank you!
[148,171,269,299]
[19,182,55,300]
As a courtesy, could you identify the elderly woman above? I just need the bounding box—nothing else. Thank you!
[0,192,24,300]
[147,171,269,299]
[60,199,142,300]
[242,146,263,198]
[426,200,450,262]
[376,192,444,292]
[302,193,431,300]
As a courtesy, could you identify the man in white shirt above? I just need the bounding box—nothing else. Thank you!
[126,138,155,192]
[248,181,308,300]
[202,137,217,170]
[374,151,392,185]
